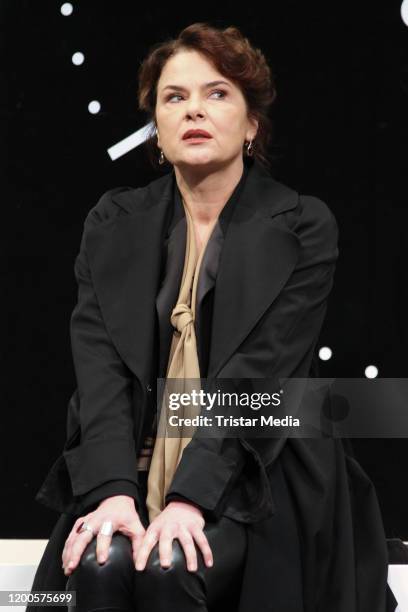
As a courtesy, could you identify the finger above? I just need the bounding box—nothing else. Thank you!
[63,516,89,568]
[158,525,176,569]
[190,527,213,567]
[62,519,81,567]
[63,533,77,569]
[130,530,146,564]
[95,520,115,564]
[62,539,69,568]
[118,520,145,565]
[135,528,159,571]
[177,528,198,572]
[65,530,94,575]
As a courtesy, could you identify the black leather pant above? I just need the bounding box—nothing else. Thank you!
[66,471,247,612]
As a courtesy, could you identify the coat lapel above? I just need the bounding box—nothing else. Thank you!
[206,165,301,377]
[155,216,186,378]
[84,161,300,385]
[85,174,174,383]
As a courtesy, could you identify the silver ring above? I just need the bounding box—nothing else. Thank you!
[99,520,114,537]
[78,522,94,536]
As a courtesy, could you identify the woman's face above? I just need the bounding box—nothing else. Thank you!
[155,49,258,170]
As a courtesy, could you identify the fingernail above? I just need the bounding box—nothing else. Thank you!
[68,561,74,569]
[136,563,143,571]
[207,559,213,567]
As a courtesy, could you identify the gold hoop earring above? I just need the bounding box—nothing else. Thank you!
[245,140,254,157]
[159,150,165,165]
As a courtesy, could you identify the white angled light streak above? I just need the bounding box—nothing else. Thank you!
[107,121,156,160]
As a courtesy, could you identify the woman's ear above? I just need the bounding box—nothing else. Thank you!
[247,116,259,142]
[153,121,161,148]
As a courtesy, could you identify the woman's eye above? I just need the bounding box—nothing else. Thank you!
[166,90,226,103]
[210,89,226,99]
[167,94,182,102]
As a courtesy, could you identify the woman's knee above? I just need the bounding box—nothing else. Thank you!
[66,534,135,610]
[68,533,134,583]
[132,543,206,612]
[150,538,204,574]
[134,539,204,591]
[65,533,135,612]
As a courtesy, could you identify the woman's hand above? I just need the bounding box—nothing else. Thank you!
[135,501,214,572]
[62,495,145,576]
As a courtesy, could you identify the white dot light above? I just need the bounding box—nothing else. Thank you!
[318,346,332,361]
[88,100,101,114]
[365,365,378,379]
[61,3,73,16]
[401,0,408,26]
[72,52,85,66]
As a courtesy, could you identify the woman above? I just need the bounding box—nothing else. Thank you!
[30,22,397,612]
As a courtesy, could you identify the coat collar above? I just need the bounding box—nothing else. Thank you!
[85,159,300,382]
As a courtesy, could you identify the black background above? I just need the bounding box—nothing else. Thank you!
[2,0,407,538]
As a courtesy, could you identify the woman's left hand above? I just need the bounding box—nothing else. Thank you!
[134,500,214,572]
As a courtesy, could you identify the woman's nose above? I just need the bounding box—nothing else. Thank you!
[185,95,205,117]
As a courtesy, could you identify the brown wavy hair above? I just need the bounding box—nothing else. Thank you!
[137,22,277,171]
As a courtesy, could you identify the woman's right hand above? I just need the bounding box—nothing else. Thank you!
[62,495,146,576]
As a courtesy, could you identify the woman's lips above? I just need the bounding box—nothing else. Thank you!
[184,136,212,142]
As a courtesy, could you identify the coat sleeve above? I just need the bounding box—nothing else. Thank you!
[79,480,141,514]
[165,195,339,522]
[62,192,143,513]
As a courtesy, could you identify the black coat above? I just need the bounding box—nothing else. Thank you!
[31,158,397,612]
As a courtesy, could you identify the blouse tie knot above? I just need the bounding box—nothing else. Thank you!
[171,302,194,332]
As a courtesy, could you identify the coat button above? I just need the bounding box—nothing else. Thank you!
[146,384,152,393]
